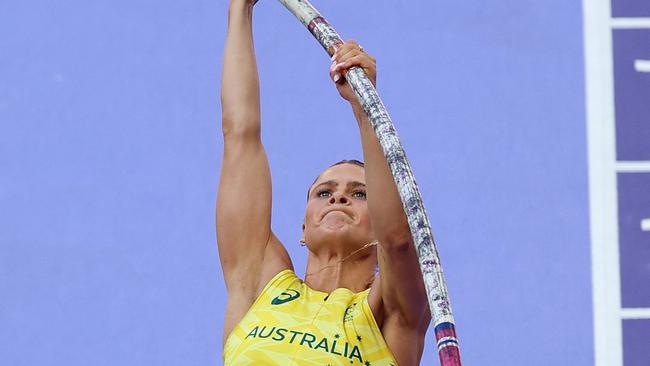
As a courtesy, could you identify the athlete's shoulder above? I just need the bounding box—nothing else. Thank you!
[256,269,302,301]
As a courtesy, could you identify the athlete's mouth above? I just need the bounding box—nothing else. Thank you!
[320,208,354,221]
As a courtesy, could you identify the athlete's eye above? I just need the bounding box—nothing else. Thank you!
[317,190,332,198]
[352,191,366,199]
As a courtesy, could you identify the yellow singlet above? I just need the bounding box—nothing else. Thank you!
[223,269,398,366]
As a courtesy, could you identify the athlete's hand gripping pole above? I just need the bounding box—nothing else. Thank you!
[272,0,462,365]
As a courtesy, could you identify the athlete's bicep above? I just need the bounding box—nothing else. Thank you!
[367,247,431,366]
[374,240,430,328]
[216,135,291,294]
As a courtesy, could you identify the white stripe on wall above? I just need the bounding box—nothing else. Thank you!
[616,161,650,172]
[634,59,650,72]
[611,17,650,28]
[621,308,650,319]
[641,219,650,232]
[584,0,624,365]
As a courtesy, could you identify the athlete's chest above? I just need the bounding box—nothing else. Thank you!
[229,287,395,365]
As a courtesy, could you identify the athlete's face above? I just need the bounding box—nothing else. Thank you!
[302,164,374,251]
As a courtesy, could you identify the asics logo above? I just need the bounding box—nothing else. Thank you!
[271,289,300,305]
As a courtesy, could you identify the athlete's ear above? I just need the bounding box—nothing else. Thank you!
[299,223,307,245]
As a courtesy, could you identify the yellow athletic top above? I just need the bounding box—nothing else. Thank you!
[223,269,398,366]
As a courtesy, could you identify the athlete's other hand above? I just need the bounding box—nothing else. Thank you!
[329,40,377,106]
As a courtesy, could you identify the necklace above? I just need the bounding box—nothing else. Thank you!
[304,240,379,279]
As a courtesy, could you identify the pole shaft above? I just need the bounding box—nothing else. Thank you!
[275,1,462,364]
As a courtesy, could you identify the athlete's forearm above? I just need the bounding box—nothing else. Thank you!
[221,0,261,136]
[352,104,412,246]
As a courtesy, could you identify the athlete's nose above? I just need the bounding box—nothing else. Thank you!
[328,194,348,205]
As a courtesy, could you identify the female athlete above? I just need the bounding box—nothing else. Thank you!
[218,1,430,364]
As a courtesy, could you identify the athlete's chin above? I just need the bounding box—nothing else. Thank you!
[320,221,350,231]
[324,212,362,230]
[320,211,354,226]
[316,226,370,245]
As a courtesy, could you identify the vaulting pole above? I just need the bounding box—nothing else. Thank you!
[272,0,462,364]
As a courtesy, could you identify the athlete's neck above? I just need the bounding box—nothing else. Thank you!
[303,244,377,293]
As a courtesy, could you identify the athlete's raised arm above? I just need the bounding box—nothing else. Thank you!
[217,0,292,341]
[330,41,431,365]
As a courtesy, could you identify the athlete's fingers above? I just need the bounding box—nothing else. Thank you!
[334,53,375,72]
[332,55,376,87]
[331,39,362,62]
[334,49,369,69]
[329,61,342,83]
[330,40,376,86]
[334,54,376,78]
[333,42,375,76]
[332,46,357,63]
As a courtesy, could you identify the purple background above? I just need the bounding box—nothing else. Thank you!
[0,0,593,365]
[613,29,650,161]
[618,173,650,308]
[612,0,650,17]
[623,319,650,366]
